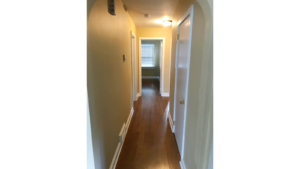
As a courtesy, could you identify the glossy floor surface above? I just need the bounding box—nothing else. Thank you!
[116,79,181,169]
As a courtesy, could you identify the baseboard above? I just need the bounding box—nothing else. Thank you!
[136,93,141,100]
[142,76,160,79]
[161,93,169,97]
[125,107,134,134]
[168,111,174,133]
[110,143,121,169]
[166,102,170,112]
[180,160,187,169]
[109,107,134,169]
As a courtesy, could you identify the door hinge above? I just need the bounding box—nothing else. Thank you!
[177,34,179,40]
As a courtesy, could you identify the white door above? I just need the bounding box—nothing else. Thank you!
[174,15,192,157]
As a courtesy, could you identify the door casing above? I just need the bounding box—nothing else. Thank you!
[138,37,165,96]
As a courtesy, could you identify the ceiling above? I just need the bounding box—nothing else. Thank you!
[122,0,179,27]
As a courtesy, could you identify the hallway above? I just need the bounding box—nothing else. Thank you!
[116,79,181,169]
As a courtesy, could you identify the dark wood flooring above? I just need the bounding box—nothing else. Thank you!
[116,79,181,169]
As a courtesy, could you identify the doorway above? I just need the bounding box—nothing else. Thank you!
[139,37,165,96]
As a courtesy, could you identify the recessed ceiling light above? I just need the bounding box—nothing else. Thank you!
[163,20,172,26]
[144,14,149,18]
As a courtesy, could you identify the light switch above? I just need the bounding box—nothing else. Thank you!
[123,54,126,61]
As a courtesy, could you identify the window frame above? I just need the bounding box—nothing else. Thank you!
[141,44,155,68]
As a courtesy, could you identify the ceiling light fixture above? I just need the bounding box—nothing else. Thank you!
[163,20,172,26]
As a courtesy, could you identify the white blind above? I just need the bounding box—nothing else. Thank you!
[141,44,154,67]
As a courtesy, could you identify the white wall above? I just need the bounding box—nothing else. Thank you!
[87,96,96,169]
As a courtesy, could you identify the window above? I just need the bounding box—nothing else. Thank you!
[141,44,154,68]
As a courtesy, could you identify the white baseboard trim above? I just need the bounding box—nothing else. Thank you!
[161,93,169,97]
[125,107,134,134]
[109,107,134,169]
[142,76,160,79]
[110,143,121,169]
[166,101,170,112]
[168,111,175,133]
[180,160,187,169]
[136,93,141,100]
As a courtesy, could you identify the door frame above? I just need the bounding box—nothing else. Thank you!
[138,37,165,96]
[173,4,194,159]
[131,32,137,102]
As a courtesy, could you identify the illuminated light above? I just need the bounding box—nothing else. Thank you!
[163,16,169,20]
[155,20,163,24]
[163,20,172,26]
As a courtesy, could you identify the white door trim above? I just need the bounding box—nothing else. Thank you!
[173,4,194,160]
[139,37,165,96]
[173,38,179,122]
[169,37,172,93]
[131,32,137,101]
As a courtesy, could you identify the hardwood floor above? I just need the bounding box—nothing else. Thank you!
[116,79,181,169]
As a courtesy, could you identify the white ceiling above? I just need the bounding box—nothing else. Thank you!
[122,0,179,27]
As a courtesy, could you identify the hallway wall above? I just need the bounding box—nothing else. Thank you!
[87,0,137,168]
[136,27,172,95]
[141,40,161,77]
[169,0,213,169]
